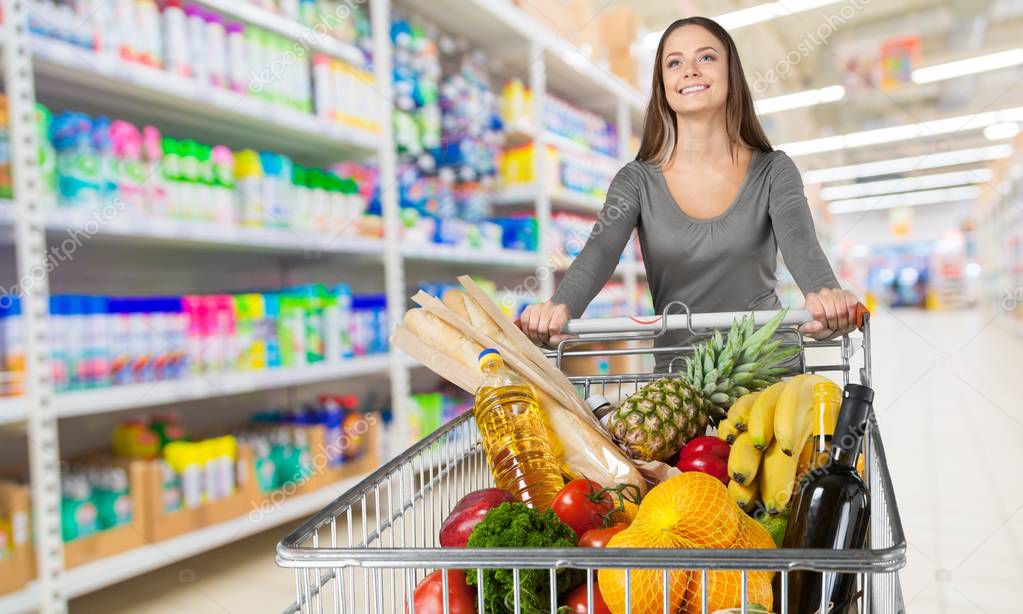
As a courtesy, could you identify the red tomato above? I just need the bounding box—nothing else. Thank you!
[551,479,615,538]
[679,436,731,462]
[407,569,476,614]
[578,523,628,548]
[675,453,730,485]
[563,582,612,614]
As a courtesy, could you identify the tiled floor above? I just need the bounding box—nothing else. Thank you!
[72,308,1023,613]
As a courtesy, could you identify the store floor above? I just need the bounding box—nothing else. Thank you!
[71,308,1023,613]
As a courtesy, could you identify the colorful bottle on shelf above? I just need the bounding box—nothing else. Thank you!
[472,349,564,510]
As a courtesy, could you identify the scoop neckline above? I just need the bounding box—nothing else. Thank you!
[654,149,762,225]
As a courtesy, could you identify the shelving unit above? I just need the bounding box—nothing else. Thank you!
[0,0,647,610]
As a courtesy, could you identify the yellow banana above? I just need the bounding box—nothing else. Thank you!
[774,374,829,456]
[747,381,787,450]
[761,439,800,514]
[728,477,759,513]
[727,432,762,486]
[717,418,740,444]
[726,391,760,432]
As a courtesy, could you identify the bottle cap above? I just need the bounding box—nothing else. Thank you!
[844,383,874,404]
[585,395,611,412]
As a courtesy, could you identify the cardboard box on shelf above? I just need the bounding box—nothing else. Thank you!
[515,0,591,39]
[139,420,379,542]
[140,443,261,542]
[63,460,148,568]
[0,481,33,596]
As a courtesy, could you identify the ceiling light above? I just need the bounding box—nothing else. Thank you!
[779,105,1023,156]
[644,0,847,46]
[802,144,1012,183]
[713,0,845,30]
[984,122,1020,141]
[819,169,993,200]
[911,48,1023,84]
[755,85,846,115]
[827,186,981,215]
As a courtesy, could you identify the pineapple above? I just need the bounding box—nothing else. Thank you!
[608,310,800,462]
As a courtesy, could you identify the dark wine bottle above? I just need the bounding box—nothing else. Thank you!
[781,383,874,614]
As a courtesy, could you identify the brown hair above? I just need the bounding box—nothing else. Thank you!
[636,16,772,167]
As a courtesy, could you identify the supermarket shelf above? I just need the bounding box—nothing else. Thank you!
[28,38,378,162]
[402,244,540,269]
[195,0,368,66]
[504,124,621,164]
[0,354,394,423]
[492,184,604,213]
[398,0,644,120]
[0,471,371,612]
[36,207,383,258]
[0,397,23,426]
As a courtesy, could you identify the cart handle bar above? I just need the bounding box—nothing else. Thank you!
[562,304,868,336]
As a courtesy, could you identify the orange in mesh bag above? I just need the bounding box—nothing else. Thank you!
[598,473,774,614]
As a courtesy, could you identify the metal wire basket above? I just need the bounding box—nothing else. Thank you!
[278,306,906,613]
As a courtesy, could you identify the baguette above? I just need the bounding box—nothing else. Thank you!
[403,308,482,369]
[441,288,471,322]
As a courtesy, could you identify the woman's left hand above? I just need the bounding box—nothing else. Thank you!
[799,288,859,339]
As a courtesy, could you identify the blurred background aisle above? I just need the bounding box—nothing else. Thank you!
[0,0,1022,611]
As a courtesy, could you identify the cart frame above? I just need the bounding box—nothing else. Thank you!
[278,305,906,614]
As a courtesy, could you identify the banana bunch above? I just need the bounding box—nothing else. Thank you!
[719,376,839,514]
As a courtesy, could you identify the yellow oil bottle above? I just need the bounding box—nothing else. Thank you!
[473,349,564,510]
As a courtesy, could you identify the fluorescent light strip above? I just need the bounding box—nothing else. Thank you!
[984,122,1020,141]
[714,0,845,30]
[803,144,1012,183]
[828,186,981,214]
[912,48,1023,84]
[755,85,845,115]
[779,105,1023,156]
[819,169,993,200]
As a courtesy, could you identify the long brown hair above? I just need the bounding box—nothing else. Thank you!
[636,16,772,167]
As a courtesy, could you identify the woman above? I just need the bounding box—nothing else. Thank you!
[519,16,857,362]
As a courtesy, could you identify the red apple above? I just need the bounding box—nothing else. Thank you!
[676,453,730,485]
[679,435,731,462]
[439,488,515,547]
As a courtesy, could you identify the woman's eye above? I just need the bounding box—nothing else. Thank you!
[700,54,716,62]
[667,59,681,68]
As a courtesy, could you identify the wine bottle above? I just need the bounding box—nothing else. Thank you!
[781,383,874,614]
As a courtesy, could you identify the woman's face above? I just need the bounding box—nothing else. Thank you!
[661,25,729,116]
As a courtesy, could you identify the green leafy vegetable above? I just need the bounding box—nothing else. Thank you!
[466,502,583,614]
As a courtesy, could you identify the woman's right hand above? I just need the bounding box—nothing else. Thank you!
[518,301,572,347]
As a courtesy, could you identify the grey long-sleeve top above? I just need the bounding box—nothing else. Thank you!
[552,149,839,367]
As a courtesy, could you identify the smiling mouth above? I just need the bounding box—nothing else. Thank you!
[680,84,710,95]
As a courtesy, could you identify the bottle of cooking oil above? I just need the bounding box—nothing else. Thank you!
[473,348,564,510]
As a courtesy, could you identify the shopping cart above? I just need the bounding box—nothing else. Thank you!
[277,305,906,614]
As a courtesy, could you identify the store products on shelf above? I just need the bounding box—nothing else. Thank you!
[549,212,623,267]
[42,107,373,236]
[0,95,10,199]
[25,0,376,123]
[500,142,615,201]
[391,14,441,156]
[409,390,472,441]
[60,463,133,542]
[312,54,382,133]
[500,79,618,157]
[583,283,630,318]
[0,285,388,397]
